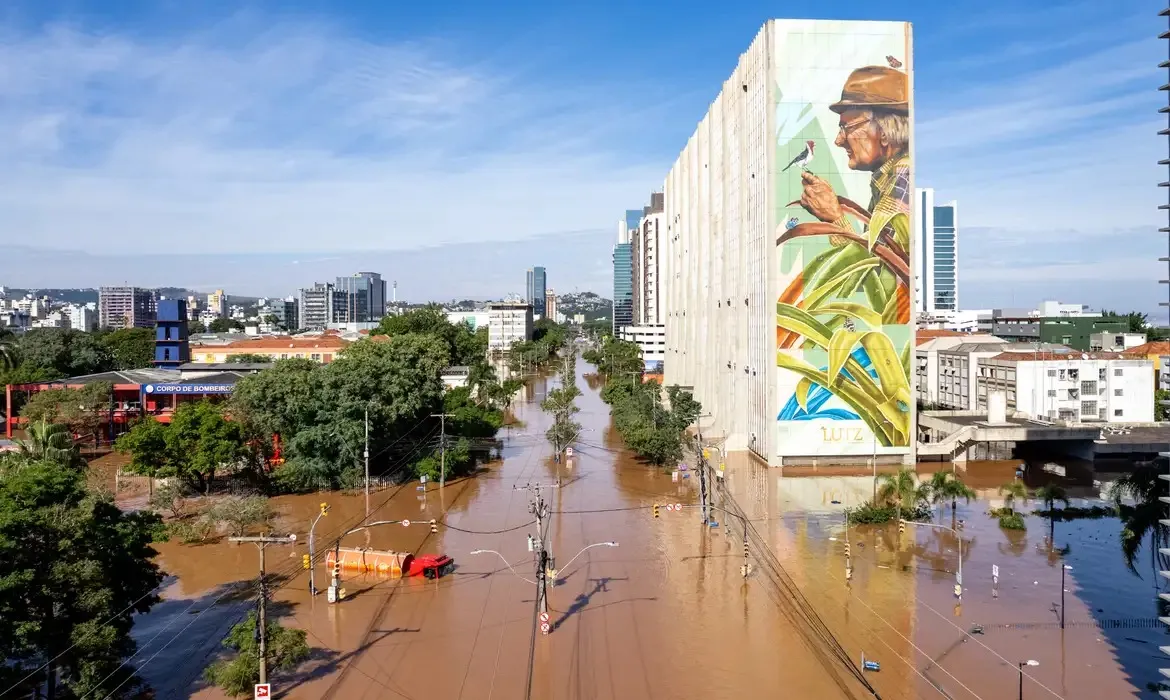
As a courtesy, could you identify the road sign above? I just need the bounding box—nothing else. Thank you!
[671,471,679,483]
[255,684,271,699]
[566,447,574,457]
[992,564,999,578]
[539,612,549,623]
[402,520,410,527]
[665,504,674,511]
[675,503,682,511]
[540,622,550,634]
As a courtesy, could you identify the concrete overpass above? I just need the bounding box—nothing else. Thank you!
[918,411,1103,462]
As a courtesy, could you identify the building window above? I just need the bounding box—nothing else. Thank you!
[1047,369,1056,377]
[311,353,321,361]
[1062,336,1072,344]
[1080,381,1097,395]
[1068,369,1079,380]
[1114,388,1123,396]
[1114,368,1123,377]
[1114,409,1123,417]
[1099,368,1107,381]
[1080,400,1096,416]
[1047,389,1056,397]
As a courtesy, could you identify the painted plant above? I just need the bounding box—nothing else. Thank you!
[775,54,913,449]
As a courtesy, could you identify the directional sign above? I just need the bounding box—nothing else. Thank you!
[254,684,271,699]
[540,622,550,634]
[675,503,682,511]
[992,564,999,578]
[565,447,574,457]
[539,612,550,623]
[665,504,674,512]
[402,520,410,527]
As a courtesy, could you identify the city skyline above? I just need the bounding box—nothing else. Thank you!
[0,2,1157,312]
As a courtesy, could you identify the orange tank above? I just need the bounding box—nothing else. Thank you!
[324,547,413,577]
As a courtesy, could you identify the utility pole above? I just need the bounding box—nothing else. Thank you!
[516,483,558,623]
[230,533,298,685]
[364,406,370,517]
[431,413,454,488]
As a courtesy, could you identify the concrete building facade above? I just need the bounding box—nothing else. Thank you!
[298,282,333,331]
[488,301,534,351]
[99,286,157,329]
[545,289,558,322]
[612,220,634,334]
[619,324,666,372]
[663,19,914,466]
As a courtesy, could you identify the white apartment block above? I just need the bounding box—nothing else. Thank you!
[977,351,1154,424]
[619,325,666,372]
[1089,332,1147,352]
[632,193,665,326]
[914,335,1005,406]
[69,304,96,332]
[487,302,533,352]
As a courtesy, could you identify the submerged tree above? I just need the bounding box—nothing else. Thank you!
[1035,483,1070,543]
[1111,460,1168,574]
[204,611,309,697]
[927,470,976,517]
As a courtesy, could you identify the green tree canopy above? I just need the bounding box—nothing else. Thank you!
[116,400,251,493]
[226,353,273,364]
[373,305,486,366]
[99,327,155,370]
[20,382,113,445]
[0,460,165,699]
[583,336,643,377]
[204,611,309,697]
[17,328,113,378]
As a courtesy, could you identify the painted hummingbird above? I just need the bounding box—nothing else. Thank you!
[782,140,815,172]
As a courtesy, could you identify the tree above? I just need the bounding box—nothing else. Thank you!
[20,382,113,446]
[1158,389,1170,422]
[373,305,486,366]
[15,419,84,469]
[1111,460,1167,573]
[998,480,1029,513]
[1035,483,1070,543]
[927,470,976,516]
[148,479,192,519]
[100,328,155,370]
[203,611,309,697]
[210,495,275,537]
[583,336,642,377]
[0,338,17,371]
[116,401,252,494]
[189,319,207,334]
[876,467,930,514]
[227,353,273,364]
[0,461,165,699]
[208,318,244,333]
[17,328,113,378]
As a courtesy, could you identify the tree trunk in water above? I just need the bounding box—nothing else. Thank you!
[45,663,55,700]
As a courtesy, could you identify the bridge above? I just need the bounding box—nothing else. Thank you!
[918,411,1103,462]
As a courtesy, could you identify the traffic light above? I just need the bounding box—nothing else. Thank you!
[844,542,851,557]
[898,519,906,535]
[743,538,749,561]
[302,554,311,570]
[652,504,660,518]
[430,518,438,534]
[320,502,330,516]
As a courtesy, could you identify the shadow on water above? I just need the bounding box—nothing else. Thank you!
[549,576,628,632]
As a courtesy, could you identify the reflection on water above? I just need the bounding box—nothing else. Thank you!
[128,358,1165,699]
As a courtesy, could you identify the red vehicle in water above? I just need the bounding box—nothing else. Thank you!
[407,553,455,579]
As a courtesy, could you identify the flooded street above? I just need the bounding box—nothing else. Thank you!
[132,360,1162,699]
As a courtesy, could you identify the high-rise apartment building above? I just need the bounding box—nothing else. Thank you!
[612,216,635,334]
[488,301,534,351]
[206,289,228,318]
[633,193,664,325]
[298,282,333,330]
[662,19,915,466]
[914,188,958,313]
[545,289,558,322]
[99,286,157,329]
[526,267,547,317]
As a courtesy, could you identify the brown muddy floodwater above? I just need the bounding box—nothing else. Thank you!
[130,361,1148,699]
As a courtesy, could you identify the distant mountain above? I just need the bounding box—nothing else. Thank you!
[558,291,611,321]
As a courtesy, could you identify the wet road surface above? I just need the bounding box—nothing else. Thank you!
[132,359,1147,699]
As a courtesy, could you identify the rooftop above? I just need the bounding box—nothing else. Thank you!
[192,336,350,350]
[1126,341,1170,355]
[989,351,1135,361]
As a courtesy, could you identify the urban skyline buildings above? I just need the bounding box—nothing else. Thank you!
[525,266,547,317]
[612,212,637,334]
[98,286,157,329]
[914,187,959,314]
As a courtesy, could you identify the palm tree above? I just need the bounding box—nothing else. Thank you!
[928,471,977,517]
[998,480,1029,514]
[1110,459,1168,573]
[877,467,930,516]
[1035,483,1070,543]
[17,418,84,469]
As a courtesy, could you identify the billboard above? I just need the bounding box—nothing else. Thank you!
[772,21,913,457]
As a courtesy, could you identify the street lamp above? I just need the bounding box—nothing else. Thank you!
[307,502,329,595]
[1060,564,1072,629]
[1018,659,1039,699]
[469,549,537,584]
[554,542,619,581]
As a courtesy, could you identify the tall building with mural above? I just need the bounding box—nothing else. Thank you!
[662,19,915,466]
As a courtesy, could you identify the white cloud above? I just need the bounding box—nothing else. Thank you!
[0,19,664,255]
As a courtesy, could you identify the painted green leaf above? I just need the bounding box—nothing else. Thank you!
[889,212,911,253]
[867,209,896,251]
[795,378,813,411]
[900,340,911,384]
[827,329,864,387]
[816,302,882,328]
[881,292,900,324]
[859,332,908,404]
[775,351,894,445]
[801,258,881,311]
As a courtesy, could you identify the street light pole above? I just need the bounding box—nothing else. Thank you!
[1061,564,1072,629]
[1018,659,1039,699]
[903,519,963,599]
[308,503,329,595]
[431,413,454,488]
[364,406,370,518]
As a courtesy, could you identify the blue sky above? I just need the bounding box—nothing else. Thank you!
[0,0,1161,313]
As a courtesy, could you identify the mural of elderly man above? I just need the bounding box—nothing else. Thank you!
[800,65,910,240]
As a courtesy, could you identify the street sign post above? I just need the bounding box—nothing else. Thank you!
[675,503,682,511]
[541,622,550,634]
[565,447,574,458]
[402,520,410,527]
[539,612,549,623]
[254,684,271,699]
